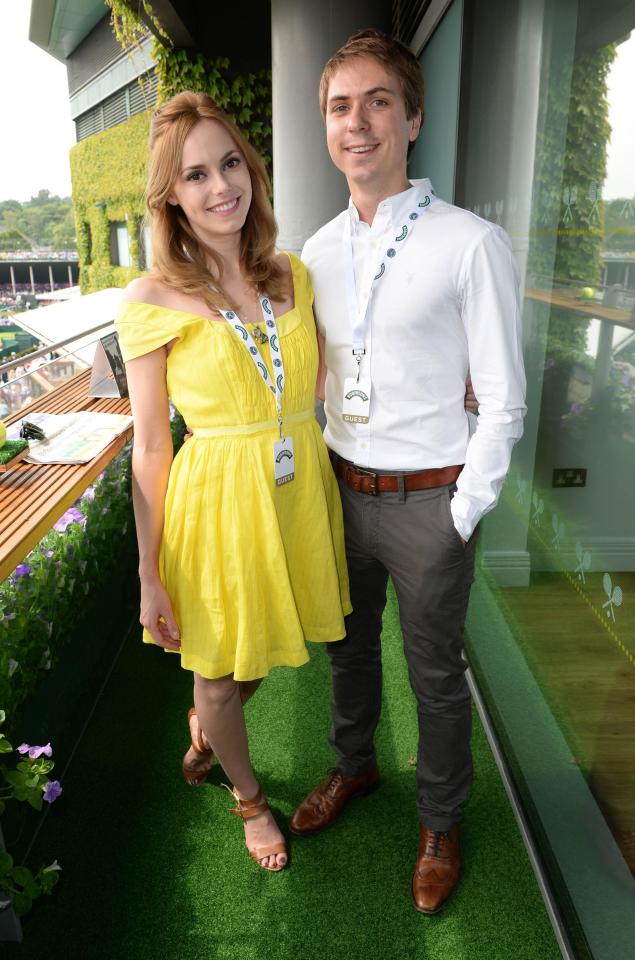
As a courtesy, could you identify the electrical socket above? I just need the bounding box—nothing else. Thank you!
[552,468,587,488]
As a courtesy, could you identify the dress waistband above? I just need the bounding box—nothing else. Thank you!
[191,408,315,438]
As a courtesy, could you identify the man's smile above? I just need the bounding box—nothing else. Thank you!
[345,144,379,155]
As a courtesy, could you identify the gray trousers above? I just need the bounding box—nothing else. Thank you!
[327,473,478,833]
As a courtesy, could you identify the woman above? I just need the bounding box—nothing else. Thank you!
[116,91,351,873]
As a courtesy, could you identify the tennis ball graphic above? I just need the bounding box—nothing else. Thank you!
[580,287,596,300]
[0,421,6,445]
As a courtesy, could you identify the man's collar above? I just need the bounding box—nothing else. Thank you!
[347,178,434,228]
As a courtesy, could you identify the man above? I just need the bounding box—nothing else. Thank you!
[289,29,527,915]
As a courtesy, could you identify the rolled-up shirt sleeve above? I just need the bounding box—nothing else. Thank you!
[451,223,527,541]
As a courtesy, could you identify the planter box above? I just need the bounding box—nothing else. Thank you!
[0,530,139,918]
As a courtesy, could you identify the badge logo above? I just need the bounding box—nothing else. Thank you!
[345,389,369,402]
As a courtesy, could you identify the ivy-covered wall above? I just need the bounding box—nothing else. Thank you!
[70,110,150,292]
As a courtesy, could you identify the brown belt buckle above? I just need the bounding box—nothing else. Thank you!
[356,466,378,495]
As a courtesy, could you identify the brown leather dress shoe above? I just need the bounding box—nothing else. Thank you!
[289,767,380,835]
[411,824,460,914]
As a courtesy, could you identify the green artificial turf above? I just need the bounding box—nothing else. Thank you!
[0,439,28,466]
[5,585,562,960]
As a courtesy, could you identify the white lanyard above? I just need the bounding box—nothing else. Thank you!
[341,189,435,379]
[220,295,286,438]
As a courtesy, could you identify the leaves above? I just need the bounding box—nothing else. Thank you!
[12,893,33,916]
[1,449,134,727]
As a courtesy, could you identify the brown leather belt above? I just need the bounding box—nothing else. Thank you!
[329,451,463,496]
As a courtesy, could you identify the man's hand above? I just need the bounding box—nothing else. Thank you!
[464,378,479,415]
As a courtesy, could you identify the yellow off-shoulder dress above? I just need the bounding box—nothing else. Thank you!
[115,253,351,680]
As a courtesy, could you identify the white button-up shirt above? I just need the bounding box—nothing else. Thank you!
[302,179,527,541]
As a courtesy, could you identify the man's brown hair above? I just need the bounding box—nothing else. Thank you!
[319,28,424,124]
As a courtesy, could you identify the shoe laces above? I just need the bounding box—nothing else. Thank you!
[324,769,344,797]
[425,830,449,858]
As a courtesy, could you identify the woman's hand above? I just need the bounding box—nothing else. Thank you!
[464,378,479,415]
[139,575,181,650]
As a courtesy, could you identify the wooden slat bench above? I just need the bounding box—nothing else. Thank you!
[0,370,132,584]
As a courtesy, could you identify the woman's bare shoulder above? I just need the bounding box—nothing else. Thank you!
[122,274,174,307]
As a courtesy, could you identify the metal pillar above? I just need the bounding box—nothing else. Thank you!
[271,0,390,255]
[67,264,73,287]
[28,265,35,295]
[48,264,54,292]
[9,266,15,296]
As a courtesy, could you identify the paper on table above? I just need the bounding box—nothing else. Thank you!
[8,411,133,464]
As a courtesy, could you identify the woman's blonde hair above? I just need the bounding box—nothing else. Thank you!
[146,90,288,310]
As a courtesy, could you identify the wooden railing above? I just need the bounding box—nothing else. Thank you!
[0,370,132,584]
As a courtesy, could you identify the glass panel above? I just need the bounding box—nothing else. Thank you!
[0,356,87,418]
[455,1,635,957]
[409,0,463,201]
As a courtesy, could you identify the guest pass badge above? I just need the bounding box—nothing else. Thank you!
[274,436,295,485]
[220,295,295,486]
[340,186,435,427]
[342,377,371,423]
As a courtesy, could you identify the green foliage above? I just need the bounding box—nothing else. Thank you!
[0,451,133,727]
[530,45,616,286]
[154,45,272,168]
[529,44,617,364]
[0,229,31,252]
[0,192,75,251]
[0,713,61,916]
[70,111,150,292]
[604,197,635,252]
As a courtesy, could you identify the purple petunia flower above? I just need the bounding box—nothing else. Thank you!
[17,742,53,759]
[43,780,62,803]
[82,485,96,502]
[13,563,31,579]
[53,506,85,533]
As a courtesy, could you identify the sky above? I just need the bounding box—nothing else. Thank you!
[0,3,76,202]
[605,31,635,199]
[0,4,632,204]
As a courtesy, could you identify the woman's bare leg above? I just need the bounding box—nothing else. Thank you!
[183,679,263,778]
[193,673,285,869]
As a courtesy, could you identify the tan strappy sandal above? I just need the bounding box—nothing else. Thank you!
[182,707,214,787]
[224,784,288,872]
